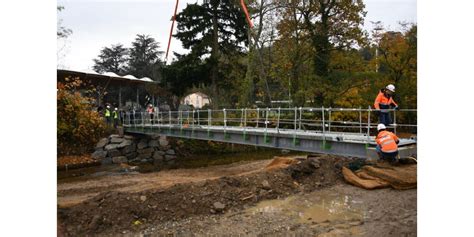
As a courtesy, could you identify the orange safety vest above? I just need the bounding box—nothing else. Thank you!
[374,90,398,110]
[376,130,399,153]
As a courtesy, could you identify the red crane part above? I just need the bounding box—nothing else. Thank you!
[165,0,180,60]
[240,0,254,28]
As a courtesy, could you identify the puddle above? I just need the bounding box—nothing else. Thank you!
[246,190,364,224]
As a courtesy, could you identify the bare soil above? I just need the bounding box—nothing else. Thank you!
[57,155,416,236]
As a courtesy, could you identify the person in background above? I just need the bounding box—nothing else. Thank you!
[104,104,112,126]
[375,123,399,163]
[113,107,119,128]
[146,104,155,125]
[374,84,399,126]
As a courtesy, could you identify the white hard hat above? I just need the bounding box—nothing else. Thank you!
[377,123,386,131]
[386,84,395,92]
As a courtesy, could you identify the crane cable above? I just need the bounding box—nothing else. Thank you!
[165,0,180,61]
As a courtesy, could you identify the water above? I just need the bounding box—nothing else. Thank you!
[246,189,365,224]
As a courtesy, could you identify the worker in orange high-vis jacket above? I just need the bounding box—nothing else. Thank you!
[374,84,399,126]
[375,124,399,162]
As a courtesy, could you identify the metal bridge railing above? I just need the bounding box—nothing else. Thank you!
[122,107,417,137]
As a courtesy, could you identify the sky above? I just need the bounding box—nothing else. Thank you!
[57,0,417,72]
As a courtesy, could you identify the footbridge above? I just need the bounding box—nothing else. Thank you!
[122,107,417,159]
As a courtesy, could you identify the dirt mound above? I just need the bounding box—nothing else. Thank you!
[58,155,353,236]
[342,163,417,190]
[264,156,301,171]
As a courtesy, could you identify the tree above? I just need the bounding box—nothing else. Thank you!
[174,0,248,107]
[92,44,128,74]
[298,0,367,77]
[128,34,163,79]
[57,6,72,39]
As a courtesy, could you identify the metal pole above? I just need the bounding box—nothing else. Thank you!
[394,109,397,135]
[277,107,281,133]
[322,106,326,142]
[197,109,200,126]
[298,107,302,130]
[169,111,171,126]
[265,108,269,131]
[359,106,362,134]
[367,106,371,141]
[208,109,211,127]
[244,108,247,127]
[223,109,227,128]
[256,108,260,128]
[240,108,244,127]
[328,107,331,133]
[294,107,297,132]
[118,85,122,108]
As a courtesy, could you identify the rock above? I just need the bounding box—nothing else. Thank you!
[116,139,132,149]
[281,149,290,154]
[140,195,147,202]
[107,149,121,158]
[122,144,136,154]
[153,153,164,161]
[165,155,177,161]
[110,137,124,144]
[138,153,151,160]
[123,135,134,140]
[137,147,154,155]
[137,141,148,150]
[125,152,138,160]
[148,140,159,147]
[91,150,107,159]
[159,145,171,151]
[101,157,112,165]
[165,149,176,155]
[112,156,128,164]
[159,136,169,147]
[261,180,271,190]
[104,144,119,151]
[308,157,321,169]
[213,202,226,211]
[166,159,176,165]
[95,138,108,149]
[109,134,120,138]
[154,150,166,156]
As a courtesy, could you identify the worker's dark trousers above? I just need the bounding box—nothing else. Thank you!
[379,112,392,126]
[376,145,398,162]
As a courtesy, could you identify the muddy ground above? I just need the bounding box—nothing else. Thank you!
[58,155,416,236]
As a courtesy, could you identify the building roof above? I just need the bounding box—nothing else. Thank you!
[57,69,158,84]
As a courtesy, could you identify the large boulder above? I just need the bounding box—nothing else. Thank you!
[91,150,107,159]
[123,135,135,140]
[164,155,177,161]
[107,149,121,158]
[104,144,119,151]
[153,153,164,161]
[117,139,133,149]
[154,150,166,156]
[137,147,154,155]
[110,137,125,144]
[165,149,176,155]
[125,152,138,160]
[148,140,159,148]
[112,156,128,164]
[122,144,136,154]
[159,137,169,147]
[137,141,148,150]
[95,138,108,149]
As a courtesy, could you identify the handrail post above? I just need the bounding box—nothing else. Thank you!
[208,109,211,127]
[359,106,362,134]
[244,108,247,127]
[265,107,269,130]
[256,108,260,128]
[223,108,227,128]
[240,108,244,127]
[277,107,281,133]
[322,106,326,143]
[294,107,297,131]
[298,107,302,130]
[367,106,371,141]
[328,107,332,133]
[197,109,200,126]
[393,109,397,135]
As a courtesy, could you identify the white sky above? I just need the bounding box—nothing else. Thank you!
[57,0,417,71]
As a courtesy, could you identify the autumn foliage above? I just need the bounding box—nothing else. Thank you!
[57,78,107,156]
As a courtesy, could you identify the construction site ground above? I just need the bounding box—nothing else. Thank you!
[57,155,416,236]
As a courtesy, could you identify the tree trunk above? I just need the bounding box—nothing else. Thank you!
[211,2,219,109]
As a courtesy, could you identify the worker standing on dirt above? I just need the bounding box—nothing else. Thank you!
[105,104,112,126]
[374,84,399,126]
[375,124,400,162]
[147,104,155,125]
